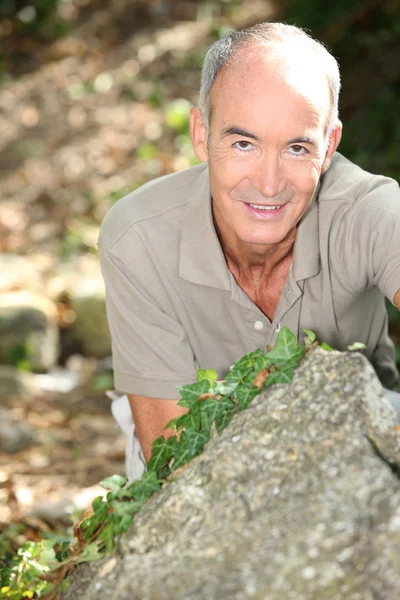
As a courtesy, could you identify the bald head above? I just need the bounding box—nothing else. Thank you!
[199,23,341,136]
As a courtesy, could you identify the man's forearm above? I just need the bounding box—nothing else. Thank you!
[394,289,400,311]
[127,394,188,463]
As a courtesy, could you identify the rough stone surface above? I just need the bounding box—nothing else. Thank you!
[64,349,400,600]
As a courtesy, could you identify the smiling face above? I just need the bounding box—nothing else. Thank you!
[191,46,341,254]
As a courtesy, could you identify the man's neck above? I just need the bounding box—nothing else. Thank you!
[214,220,296,281]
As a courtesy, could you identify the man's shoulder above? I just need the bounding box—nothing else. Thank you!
[99,163,208,251]
[319,152,399,205]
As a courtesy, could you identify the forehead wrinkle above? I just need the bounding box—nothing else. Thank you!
[211,44,331,132]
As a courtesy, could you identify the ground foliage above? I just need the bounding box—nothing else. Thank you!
[0,326,332,599]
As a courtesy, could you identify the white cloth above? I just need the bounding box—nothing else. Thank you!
[109,386,400,482]
[109,394,146,482]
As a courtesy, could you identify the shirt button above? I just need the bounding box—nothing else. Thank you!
[254,321,264,331]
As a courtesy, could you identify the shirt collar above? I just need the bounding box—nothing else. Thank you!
[179,165,321,288]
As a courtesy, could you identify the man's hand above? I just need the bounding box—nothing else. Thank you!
[395,289,400,310]
[127,394,188,463]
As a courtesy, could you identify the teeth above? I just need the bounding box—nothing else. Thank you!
[249,204,280,210]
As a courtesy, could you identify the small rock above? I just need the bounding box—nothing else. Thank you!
[0,365,39,400]
[0,408,36,453]
[0,290,59,371]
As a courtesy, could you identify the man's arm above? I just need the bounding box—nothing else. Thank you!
[127,394,188,463]
[394,289,400,310]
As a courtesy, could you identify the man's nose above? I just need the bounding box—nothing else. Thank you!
[255,153,285,198]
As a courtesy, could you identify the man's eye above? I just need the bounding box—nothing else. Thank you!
[289,145,308,156]
[234,140,253,151]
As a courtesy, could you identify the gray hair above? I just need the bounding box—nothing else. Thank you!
[199,22,341,136]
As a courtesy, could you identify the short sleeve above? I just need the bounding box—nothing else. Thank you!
[98,243,198,399]
[336,178,400,304]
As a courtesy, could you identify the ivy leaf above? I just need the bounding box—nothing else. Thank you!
[170,432,192,470]
[126,471,161,501]
[265,365,295,387]
[266,326,304,367]
[164,413,188,431]
[197,368,218,385]
[214,380,237,395]
[177,379,211,409]
[99,523,114,553]
[235,383,261,410]
[185,428,210,457]
[320,342,335,351]
[225,348,266,386]
[303,328,316,343]
[348,341,366,351]
[147,436,176,473]
[200,396,234,431]
[112,514,133,535]
[252,354,272,371]
[81,497,110,540]
[75,541,104,564]
[215,409,234,433]
[100,474,127,493]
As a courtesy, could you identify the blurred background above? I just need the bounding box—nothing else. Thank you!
[0,0,399,559]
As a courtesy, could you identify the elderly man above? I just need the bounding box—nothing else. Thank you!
[98,23,400,479]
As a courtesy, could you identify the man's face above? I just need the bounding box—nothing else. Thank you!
[192,49,340,249]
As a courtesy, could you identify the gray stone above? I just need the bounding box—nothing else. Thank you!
[0,291,59,371]
[0,407,36,453]
[64,349,400,600]
[0,365,39,399]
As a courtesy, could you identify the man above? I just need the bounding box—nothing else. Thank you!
[98,23,400,479]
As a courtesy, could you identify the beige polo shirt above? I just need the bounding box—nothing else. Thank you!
[98,152,400,398]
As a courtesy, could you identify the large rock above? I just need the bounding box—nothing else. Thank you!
[0,291,59,371]
[64,349,400,600]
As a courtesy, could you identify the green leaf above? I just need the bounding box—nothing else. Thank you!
[111,500,143,517]
[215,409,234,433]
[170,432,192,470]
[185,428,210,457]
[197,368,217,384]
[177,379,211,409]
[235,383,261,410]
[320,342,335,351]
[266,327,304,367]
[164,413,188,431]
[98,523,114,553]
[200,396,233,431]
[303,328,316,343]
[265,365,295,387]
[347,342,367,351]
[126,471,161,501]
[75,541,104,564]
[113,514,133,535]
[147,436,177,473]
[100,474,127,492]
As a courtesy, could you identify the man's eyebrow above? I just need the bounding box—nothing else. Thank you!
[287,136,317,146]
[221,127,261,141]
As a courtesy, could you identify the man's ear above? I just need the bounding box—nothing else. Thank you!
[321,121,342,173]
[190,108,208,163]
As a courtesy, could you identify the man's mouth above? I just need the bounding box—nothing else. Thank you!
[244,202,286,218]
[248,203,281,211]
